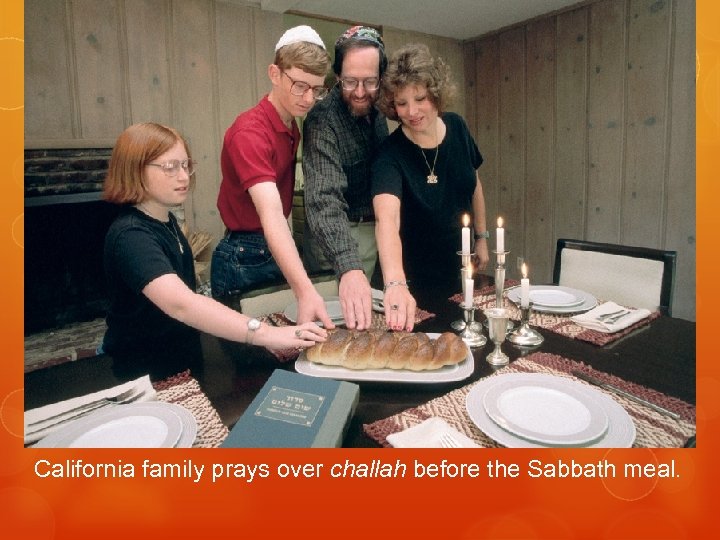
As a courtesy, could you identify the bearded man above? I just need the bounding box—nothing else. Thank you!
[302,26,389,330]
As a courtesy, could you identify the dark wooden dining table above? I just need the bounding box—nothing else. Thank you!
[24,282,696,447]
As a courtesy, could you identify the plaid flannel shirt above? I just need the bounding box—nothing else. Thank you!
[302,86,389,276]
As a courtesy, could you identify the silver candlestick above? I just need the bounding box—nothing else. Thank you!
[451,251,476,331]
[508,303,544,347]
[486,250,514,332]
[494,250,508,308]
[458,302,487,347]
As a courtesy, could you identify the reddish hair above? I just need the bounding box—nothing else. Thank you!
[103,122,193,204]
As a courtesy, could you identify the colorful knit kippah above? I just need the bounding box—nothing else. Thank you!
[335,25,384,51]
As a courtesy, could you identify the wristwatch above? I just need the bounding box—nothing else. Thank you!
[474,230,490,241]
[246,318,261,345]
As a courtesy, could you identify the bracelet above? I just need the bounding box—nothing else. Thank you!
[474,230,490,240]
[383,280,409,293]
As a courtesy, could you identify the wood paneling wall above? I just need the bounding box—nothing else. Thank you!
[25,0,695,320]
[24,0,464,254]
[464,0,695,320]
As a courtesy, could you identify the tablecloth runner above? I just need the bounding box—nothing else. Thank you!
[262,307,437,363]
[153,370,229,448]
[363,352,696,448]
[449,282,660,346]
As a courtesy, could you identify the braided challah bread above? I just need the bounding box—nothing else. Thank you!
[305,329,468,371]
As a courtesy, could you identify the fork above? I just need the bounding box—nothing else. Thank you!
[27,387,141,427]
[595,309,628,321]
[603,311,633,325]
[439,433,461,448]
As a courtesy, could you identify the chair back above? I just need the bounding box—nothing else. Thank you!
[552,239,676,316]
[225,273,338,318]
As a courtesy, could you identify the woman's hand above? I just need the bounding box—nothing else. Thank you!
[295,289,335,329]
[473,238,490,271]
[256,322,328,351]
[383,285,417,332]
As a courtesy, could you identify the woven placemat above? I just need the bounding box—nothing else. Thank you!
[262,307,437,363]
[363,352,695,448]
[449,282,660,346]
[153,370,228,448]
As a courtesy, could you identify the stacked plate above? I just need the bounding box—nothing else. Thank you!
[507,285,597,314]
[295,333,474,384]
[465,373,635,447]
[34,402,197,448]
[284,296,345,326]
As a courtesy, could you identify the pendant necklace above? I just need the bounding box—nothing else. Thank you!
[412,121,440,184]
[136,203,184,254]
[164,219,184,255]
[421,146,439,184]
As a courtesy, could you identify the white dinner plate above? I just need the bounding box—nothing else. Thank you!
[284,296,345,325]
[34,402,197,448]
[482,376,609,445]
[528,288,583,308]
[169,403,198,448]
[295,333,474,383]
[466,373,635,448]
[508,285,597,314]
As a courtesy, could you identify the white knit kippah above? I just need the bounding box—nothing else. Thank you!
[275,25,326,51]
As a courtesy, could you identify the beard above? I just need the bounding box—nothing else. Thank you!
[342,90,377,118]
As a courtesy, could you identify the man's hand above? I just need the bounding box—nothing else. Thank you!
[338,269,373,330]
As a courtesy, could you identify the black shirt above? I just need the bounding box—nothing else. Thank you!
[372,112,483,294]
[103,207,197,360]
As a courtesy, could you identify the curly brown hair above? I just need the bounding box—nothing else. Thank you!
[378,44,455,122]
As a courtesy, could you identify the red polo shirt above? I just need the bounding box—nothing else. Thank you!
[217,95,300,232]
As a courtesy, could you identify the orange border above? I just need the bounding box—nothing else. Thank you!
[1,1,716,538]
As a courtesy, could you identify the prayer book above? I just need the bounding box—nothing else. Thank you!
[220,369,359,448]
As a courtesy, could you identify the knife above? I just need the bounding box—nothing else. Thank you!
[571,370,681,420]
[26,387,142,429]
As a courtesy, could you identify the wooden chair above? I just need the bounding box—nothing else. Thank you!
[219,272,338,318]
[552,238,676,316]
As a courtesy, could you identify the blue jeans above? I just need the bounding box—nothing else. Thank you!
[210,231,284,298]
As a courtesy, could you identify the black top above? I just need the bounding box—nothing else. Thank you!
[371,112,483,294]
[103,207,197,361]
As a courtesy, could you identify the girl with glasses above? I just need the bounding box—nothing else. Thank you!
[101,122,326,377]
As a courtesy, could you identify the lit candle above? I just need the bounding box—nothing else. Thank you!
[521,262,530,308]
[464,263,474,307]
[461,214,471,255]
[496,217,505,253]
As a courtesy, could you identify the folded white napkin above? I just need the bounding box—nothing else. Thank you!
[571,301,651,333]
[386,417,480,448]
[25,375,156,445]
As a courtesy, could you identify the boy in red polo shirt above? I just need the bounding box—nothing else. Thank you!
[212,26,334,327]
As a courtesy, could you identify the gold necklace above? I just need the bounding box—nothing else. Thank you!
[420,145,439,184]
[409,122,440,184]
